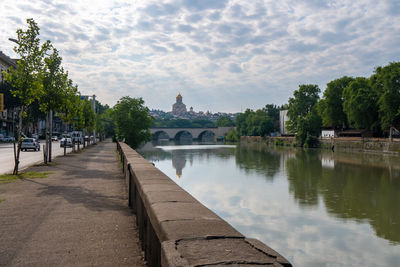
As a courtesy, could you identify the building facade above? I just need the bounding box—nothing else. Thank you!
[279,110,290,135]
[172,93,187,117]
[0,51,18,137]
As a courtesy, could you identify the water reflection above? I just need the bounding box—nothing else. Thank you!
[138,142,400,266]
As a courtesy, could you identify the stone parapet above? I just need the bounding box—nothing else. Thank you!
[116,141,292,267]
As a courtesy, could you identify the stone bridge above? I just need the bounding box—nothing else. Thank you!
[150,126,234,140]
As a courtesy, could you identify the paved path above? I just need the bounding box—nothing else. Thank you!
[0,140,146,266]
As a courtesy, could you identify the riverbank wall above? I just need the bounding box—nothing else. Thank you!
[116,141,292,267]
[240,136,400,154]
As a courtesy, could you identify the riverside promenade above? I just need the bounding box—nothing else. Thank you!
[0,140,146,266]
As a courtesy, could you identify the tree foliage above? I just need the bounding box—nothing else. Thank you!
[113,96,153,148]
[371,62,400,130]
[319,76,354,128]
[287,84,320,133]
[216,116,235,127]
[342,77,379,130]
[287,84,322,146]
[236,108,276,136]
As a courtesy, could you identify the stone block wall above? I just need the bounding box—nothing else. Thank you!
[116,142,292,267]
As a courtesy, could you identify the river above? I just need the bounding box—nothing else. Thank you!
[138,141,400,267]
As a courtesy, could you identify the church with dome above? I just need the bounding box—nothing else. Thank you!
[172,93,187,116]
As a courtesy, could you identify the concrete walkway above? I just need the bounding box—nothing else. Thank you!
[0,140,146,266]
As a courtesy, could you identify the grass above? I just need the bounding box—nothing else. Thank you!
[0,172,51,184]
[32,162,59,167]
[0,199,5,204]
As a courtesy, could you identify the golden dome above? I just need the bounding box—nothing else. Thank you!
[176,92,182,98]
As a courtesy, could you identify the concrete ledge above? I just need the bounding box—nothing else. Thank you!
[116,141,292,267]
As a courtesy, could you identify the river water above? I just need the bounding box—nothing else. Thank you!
[138,141,400,267]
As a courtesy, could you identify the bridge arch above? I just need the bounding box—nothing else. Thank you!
[197,130,216,142]
[152,130,170,141]
[174,130,193,142]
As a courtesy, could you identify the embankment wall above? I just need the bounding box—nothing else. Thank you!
[240,136,400,154]
[116,141,292,267]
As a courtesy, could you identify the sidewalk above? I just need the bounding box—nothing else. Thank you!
[0,140,146,266]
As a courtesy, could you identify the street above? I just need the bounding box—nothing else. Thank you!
[0,140,73,175]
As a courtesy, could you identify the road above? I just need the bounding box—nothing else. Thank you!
[0,140,73,175]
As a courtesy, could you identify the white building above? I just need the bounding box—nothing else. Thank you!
[279,110,290,135]
[321,129,335,138]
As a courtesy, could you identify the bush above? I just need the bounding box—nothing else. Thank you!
[304,135,319,148]
[275,138,284,146]
[225,129,239,142]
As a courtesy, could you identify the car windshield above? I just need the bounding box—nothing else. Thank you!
[23,139,33,142]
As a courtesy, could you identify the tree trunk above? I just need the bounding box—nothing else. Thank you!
[44,112,49,164]
[49,110,53,162]
[64,140,67,156]
[13,106,24,175]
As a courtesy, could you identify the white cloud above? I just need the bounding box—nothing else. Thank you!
[1,0,399,112]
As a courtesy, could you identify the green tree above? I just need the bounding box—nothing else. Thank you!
[370,62,400,131]
[82,99,95,133]
[287,84,322,146]
[216,116,235,127]
[262,104,280,131]
[40,47,67,162]
[343,77,379,130]
[3,18,50,174]
[113,96,153,148]
[100,108,115,139]
[287,84,320,133]
[225,129,239,142]
[320,76,354,128]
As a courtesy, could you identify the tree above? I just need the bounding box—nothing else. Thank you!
[113,96,153,149]
[287,84,322,146]
[370,62,400,131]
[40,47,66,162]
[82,98,96,145]
[286,84,320,133]
[216,116,235,127]
[235,109,275,137]
[319,76,354,128]
[58,79,80,155]
[343,77,379,130]
[262,104,280,131]
[3,18,50,174]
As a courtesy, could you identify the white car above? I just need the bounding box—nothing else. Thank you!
[60,138,72,148]
[52,136,58,141]
[21,138,40,151]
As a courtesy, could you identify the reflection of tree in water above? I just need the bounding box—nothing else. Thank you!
[286,149,400,244]
[286,150,322,206]
[235,147,281,180]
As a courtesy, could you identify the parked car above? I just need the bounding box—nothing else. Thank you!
[4,136,15,142]
[72,131,83,144]
[32,134,39,140]
[60,137,72,148]
[21,138,40,151]
[52,136,58,141]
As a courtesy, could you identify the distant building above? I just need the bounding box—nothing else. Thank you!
[321,129,335,138]
[279,110,290,135]
[0,51,18,136]
[172,93,187,117]
[0,51,17,83]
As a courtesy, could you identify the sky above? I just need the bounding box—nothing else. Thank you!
[1,0,399,113]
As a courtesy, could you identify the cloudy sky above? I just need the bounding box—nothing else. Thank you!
[1,0,399,112]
